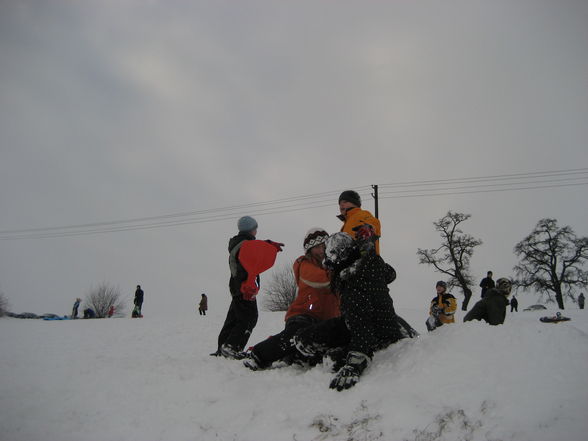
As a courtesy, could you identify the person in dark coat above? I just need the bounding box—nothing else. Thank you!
[510,296,518,312]
[71,298,81,319]
[292,230,417,391]
[479,271,495,298]
[579,293,585,310]
[213,216,283,359]
[464,278,512,325]
[198,293,208,316]
[133,285,144,318]
[83,308,96,319]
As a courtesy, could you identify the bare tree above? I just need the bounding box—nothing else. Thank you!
[262,263,297,312]
[85,282,126,318]
[513,218,588,309]
[417,211,482,311]
[0,289,9,317]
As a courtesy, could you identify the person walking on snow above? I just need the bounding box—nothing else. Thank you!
[244,228,340,370]
[71,298,81,319]
[578,293,585,310]
[337,190,382,255]
[510,296,518,312]
[426,281,457,332]
[213,216,283,359]
[198,293,208,316]
[132,285,144,318]
[464,278,512,325]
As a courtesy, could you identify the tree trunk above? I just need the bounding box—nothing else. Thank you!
[554,286,565,310]
[461,287,472,311]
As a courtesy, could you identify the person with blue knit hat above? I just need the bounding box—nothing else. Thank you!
[213,215,284,359]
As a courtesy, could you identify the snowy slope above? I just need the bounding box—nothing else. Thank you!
[1,304,587,441]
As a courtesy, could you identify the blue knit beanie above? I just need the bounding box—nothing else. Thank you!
[238,216,258,232]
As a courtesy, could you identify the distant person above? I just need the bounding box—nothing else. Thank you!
[464,278,512,325]
[108,305,115,318]
[71,298,81,319]
[579,293,585,310]
[213,216,283,359]
[133,285,144,318]
[83,308,96,319]
[479,271,495,298]
[337,190,382,255]
[426,281,457,332]
[198,293,208,316]
[244,228,339,370]
[510,296,518,312]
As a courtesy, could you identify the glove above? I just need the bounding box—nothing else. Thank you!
[241,284,259,301]
[330,365,361,391]
[431,304,442,317]
[329,351,369,391]
[352,224,376,241]
[353,224,379,255]
[265,240,284,252]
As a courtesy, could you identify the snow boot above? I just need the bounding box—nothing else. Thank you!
[220,344,247,360]
[243,352,266,371]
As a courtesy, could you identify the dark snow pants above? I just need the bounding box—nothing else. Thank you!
[217,295,258,351]
[296,293,415,358]
[251,315,319,368]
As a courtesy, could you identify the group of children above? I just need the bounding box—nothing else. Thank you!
[426,276,514,332]
[212,190,418,391]
[212,189,515,390]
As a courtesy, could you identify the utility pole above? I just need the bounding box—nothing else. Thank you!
[371,184,379,219]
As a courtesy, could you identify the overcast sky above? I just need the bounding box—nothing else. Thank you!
[1,0,587,317]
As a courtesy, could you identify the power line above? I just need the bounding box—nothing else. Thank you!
[1,168,586,240]
[379,176,588,198]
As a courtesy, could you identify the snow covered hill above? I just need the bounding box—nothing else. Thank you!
[1,305,587,441]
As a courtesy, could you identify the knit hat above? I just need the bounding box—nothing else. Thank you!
[496,278,512,295]
[338,190,361,207]
[238,216,258,232]
[303,228,329,251]
[436,281,447,289]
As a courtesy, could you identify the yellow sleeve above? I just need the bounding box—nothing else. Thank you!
[443,296,457,315]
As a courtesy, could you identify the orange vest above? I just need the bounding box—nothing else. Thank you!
[285,256,340,322]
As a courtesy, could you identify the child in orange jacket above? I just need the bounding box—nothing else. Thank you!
[244,228,339,370]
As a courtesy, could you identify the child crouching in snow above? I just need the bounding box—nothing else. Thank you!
[293,227,417,391]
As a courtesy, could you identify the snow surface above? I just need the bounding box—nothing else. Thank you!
[1,304,587,441]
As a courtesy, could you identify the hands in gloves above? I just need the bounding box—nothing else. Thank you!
[265,240,284,252]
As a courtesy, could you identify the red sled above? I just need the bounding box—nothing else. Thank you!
[238,240,279,299]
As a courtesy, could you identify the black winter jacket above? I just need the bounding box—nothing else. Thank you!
[332,251,396,298]
[464,289,509,325]
[134,288,144,306]
[228,232,257,297]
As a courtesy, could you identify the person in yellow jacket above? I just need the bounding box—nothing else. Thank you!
[426,281,457,331]
[337,190,381,254]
